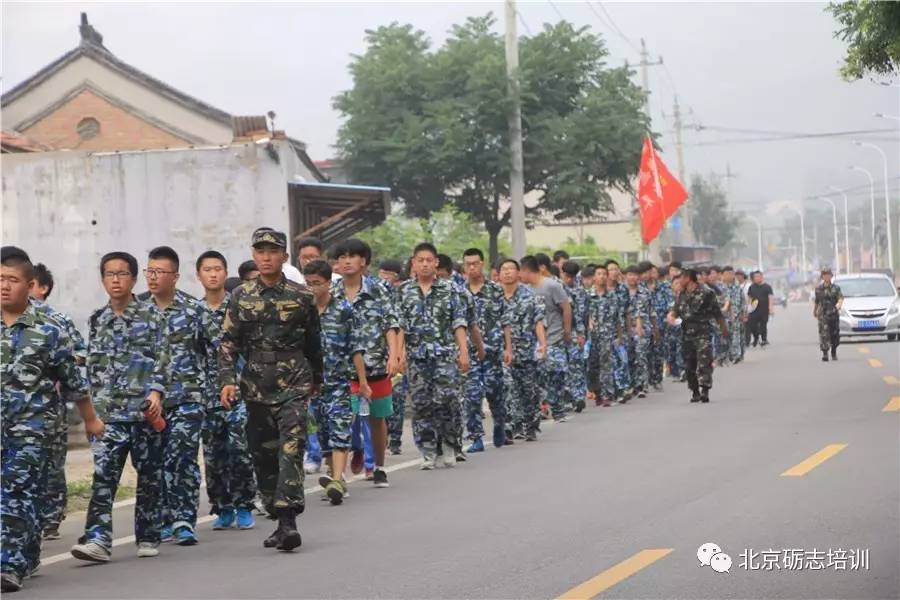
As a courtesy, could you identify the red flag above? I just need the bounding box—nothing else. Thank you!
[637,137,688,244]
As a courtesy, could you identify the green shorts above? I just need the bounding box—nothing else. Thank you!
[351,394,394,419]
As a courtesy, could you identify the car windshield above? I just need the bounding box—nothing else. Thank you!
[837,278,896,298]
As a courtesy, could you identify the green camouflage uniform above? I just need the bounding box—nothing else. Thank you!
[671,285,723,393]
[725,282,746,362]
[396,277,467,457]
[200,292,257,515]
[83,298,169,550]
[218,276,322,517]
[814,282,843,354]
[2,302,89,578]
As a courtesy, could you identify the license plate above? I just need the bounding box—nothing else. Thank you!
[858,319,881,329]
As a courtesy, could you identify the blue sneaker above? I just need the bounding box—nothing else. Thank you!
[236,509,255,530]
[492,424,506,449]
[466,438,484,453]
[174,526,198,546]
[159,525,174,543]
[212,509,235,530]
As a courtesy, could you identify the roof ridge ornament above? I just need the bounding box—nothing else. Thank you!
[79,12,106,50]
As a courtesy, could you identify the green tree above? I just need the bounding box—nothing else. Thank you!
[335,16,650,263]
[688,175,741,248]
[828,1,900,79]
[357,205,510,266]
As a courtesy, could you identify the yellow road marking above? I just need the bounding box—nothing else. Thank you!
[556,549,674,599]
[857,346,870,354]
[781,444,848,477]
[884,376,900,386]
[868,358,883,368]
[883,397,900,412]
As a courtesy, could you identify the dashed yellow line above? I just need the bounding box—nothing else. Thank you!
[781,444,848,477]
[868,358,883,368]
[556,549,674,599]
[883,397,900,412]
[884,375,900,386]
[857,346,870,354]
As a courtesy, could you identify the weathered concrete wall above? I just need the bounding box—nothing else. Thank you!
[1,140,313,329]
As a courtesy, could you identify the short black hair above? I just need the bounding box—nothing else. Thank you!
[303,259,332,281]
[535,253,552,270]
[413,242,438,258]
[682,268,699,282]
[604,259,620,269]
[238,260,258,280]
[709,265,721,273]
[297,236,324,253]
[196,250,227,272]
[624,266,639,275]
[700,267,711,276]
[335,238,372,265]
[379,259,403,275]
[722,265,734,273]
[463,248,484,261]
[436,254,454,273]
[582,265,596,278]
[1,246,34,279]
[751,270,762,277]
[548,264,560,278]
[594,263,608,272]
[553,250,570,262]
[635,262,651,274]
[669,261,682,270]
[33,263,54,298]
[735,270,747,277]
[148,246,180,272]
[100,251,138,278]
[561,261,581,276]
[520,255,539,273]
[498,258,520,271]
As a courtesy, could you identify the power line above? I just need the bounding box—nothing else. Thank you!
[587,1,640,53]
[546,0,566,23]
[685,128,897,147]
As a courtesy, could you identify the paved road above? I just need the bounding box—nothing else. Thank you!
[22,304,899,599]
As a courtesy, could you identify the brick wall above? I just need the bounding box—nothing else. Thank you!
[21,88,191,151]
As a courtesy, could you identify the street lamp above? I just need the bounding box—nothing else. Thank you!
[853,140,894,273]
[849,165,877,268]
[783,205,807,276]
[745,215,763,271]
[828,186,852,274]
[818,196,841,274]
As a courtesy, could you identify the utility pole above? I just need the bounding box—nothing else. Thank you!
[505,0,526,260]
[671,95,693,245]
[637,39,666,257]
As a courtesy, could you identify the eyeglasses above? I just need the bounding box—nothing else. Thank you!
[144,268,176,279]
[103,271,133,281]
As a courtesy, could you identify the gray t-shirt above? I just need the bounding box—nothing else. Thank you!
[534,277,570,346]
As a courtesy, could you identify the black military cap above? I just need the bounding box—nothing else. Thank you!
[251,228,287,249]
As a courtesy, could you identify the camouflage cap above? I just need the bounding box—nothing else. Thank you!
[251,228,287,249]
[821,266,833,274]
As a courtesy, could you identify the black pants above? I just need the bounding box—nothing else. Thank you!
[748,313,768,344]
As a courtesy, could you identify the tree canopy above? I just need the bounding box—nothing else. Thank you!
[828,1,900,80]
[688,175,741,249]
[334,15,651,261]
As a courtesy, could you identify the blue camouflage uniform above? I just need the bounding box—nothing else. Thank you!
[503,284,545,436]
[626,284,654,394]
[611,282,632,398]
[83,298,169,550]
[564,281,588,410]
[586,288,618,402]
[30,299,87,536]
[464,279,507,442]
[725,282,746,362]
[200,293,257,516]
[149,290,219,535]
[396,277,467,457]
[2,303,89,579]
[314,293,363,452]
[648,282,669,387]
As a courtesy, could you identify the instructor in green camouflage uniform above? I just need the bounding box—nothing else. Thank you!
[813,267,843,362]
[218,228,323,552]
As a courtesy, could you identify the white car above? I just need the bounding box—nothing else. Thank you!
[835,273,900,341]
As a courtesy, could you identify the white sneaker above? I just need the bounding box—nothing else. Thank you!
[304,462,321,475]
[71,542,111,563]
[442,452,456,468]
[420,454,436,470]
[137,542,159,558]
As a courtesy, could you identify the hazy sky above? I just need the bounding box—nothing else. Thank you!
[3,1,898,216]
